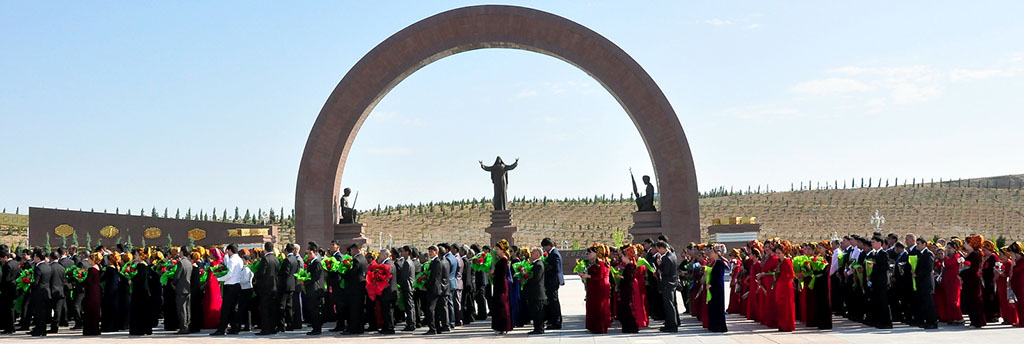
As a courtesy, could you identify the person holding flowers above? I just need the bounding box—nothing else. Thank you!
[128,248,153,336]
[0,245,20,334]
[490,239,512,334]
[962,235,987,328]
[580,245,610,334]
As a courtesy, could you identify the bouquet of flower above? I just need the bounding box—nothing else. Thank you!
[958,256,970,272]
[808,257,829,289]
[198,266,210,284]
[413,260,431,290]
[366,261,392,301]
[66,265,87,284]
[294,268,311,282]
[792,255,810,277]
[321,256,339,273]
[248,259,262,274]
[120,262,138,280]
[16,269,33,293]
[209,263,229,278]
[908,255,919,291]
[636,257,655,272]
[609,262,622,285]
[160,260,179,286]
[573,259,587,275]
[512,260,533,289]
[470,252,494,272]
[704,265,713,302]
[337,254,354,275]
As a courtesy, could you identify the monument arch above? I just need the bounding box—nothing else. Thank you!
[295,5,699,249]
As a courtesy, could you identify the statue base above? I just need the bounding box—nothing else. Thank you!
[333,222,370,247]
[485,210,518,246]
[628,211,664,244]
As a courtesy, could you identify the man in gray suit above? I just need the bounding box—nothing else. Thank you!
[655,241,679,332]
[174,247,194,334]
[397,246,417,332]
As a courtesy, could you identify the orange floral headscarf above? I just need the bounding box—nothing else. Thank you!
[966,235,985,250]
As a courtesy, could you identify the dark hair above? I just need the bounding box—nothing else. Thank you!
[56,247,66,255]
[916,237,928,245]
[264,242,274,252]
[401,245,412,254]
[226,244,238,253]
[871,236,884,243]
[331,240,340,246]
[49,251,59,260]
[181,246,191,256]
[586,246,599,253]
[481,245,491,252]
[887,233,899,240]
[895,242,906,249]
[285,244,295,253]
[0,245,8,257]
[642,238,654,245]
[33,249,45,260]
[347,243,360,252]
[427,245,438,252]
[655,242,670,249]
[657,234,669,243]
[541,238,554,247]
[307,241,319,252]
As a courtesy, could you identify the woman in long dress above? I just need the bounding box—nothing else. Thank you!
[1009,242,1024,328]
[489,240,512,334]
[582,246,611,334]
[981,241,1000,322]
[204,248,224,329]
[941,242,964,324]
[189,251,205,333]
[745,248,762,322]
[933,247,949,321]
[813,241,832,329]
[774,241,796,332]
[726,249,744,315]
[707,245,728,333]
[128,250,153,336]
[961,235,987,328]
[759,243,780,328]
[508,246,522,327]
[997,249,1018,325]
[117,252,132,330]
[618,244,648,333]
[100,253,121,332]
[82,253,103,336]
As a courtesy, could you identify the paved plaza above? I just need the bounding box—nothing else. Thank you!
[7,275,1020,343]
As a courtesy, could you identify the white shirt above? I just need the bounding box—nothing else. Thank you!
[218,253,246,285]
[829,247,843,275]
[240,265,254,290]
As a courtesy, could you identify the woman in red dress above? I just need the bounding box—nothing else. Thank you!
[581,246,611,334]
[933,247,948,321]
[941,241,965,324]
[759,241,780,328]
[83,253,103,336]
[727,249,744,315]
[997,249,1018,325]
[1008,242,1024,328]
[746,248,763,322]
[774,240,796,332]
[961,235,987,328]
[617,244,648,333]
[203,247,224,329]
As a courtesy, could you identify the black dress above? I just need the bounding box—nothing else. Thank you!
[618,262,639,333]
[189,262,205,333]
[162,278,178,331]
[148,264,163,328]
[118,266,131,330]
[981,255,999,321]
[708,258,728,333]
[960,251,986,327]
[100,266,120,332]
[814,255,833,329]
[490,257,512,332]
[83,267,102,336]
[129,263,153,335]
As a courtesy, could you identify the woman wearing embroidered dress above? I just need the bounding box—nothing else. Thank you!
[758,241,780,328]
[618,244,648,333]
[100,253,121,332]
[581,246,611,334]
[707,244,728,333]
[203,247,225,329]
[82,253,103,336]
[774,240,796,332]
[940,240,965,324]
[726,249,744,315]
[489,240,512,334]
[128,249,153,336]
[961,235,987,328]
[1007,242,1024,327]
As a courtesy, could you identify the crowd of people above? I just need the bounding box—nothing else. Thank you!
[1,232,1022,337]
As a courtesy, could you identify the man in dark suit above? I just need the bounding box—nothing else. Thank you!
[343,244,368,334]
[914,237,938,329]
[440,244,458,330]
[0,245,21,334]
[422,246,448,335]
[174,247,194,334]
[460,245,475,325]
[655,242,679,332]
[377,250,399,334]
[327,240,345,332]
[303,242,325,335]
[524,248,547,335]
[540,238,563,329]
[255,242,280,335]
[472,245,489,321]
[29,250,52,336]
[48,251,66,333]
[397,246,417,331]
[867,236,892,329]
[69,249,89,330]
[278,244,300,331]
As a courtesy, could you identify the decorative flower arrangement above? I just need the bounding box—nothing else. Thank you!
[908,255,919,291]
[608,261,622,285]
[413,260,431,290]
[808,257,829,289]
[321,256,339,273]
[636,257,655,272]
[209,263,229,278]
[572,259,587,275]
[198,266,210,284]
[366,261,392,301]
[160,260,179,286]
[337,254,354,275]
[17,269,34,293]
[119,261,138,280]
[512,260,533,289]
[471,252,494,272]
[65,265,87,284]
[704,265,713,302]
[248,259,262,274]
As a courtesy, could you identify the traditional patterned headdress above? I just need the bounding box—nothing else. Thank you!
[982,240,998,253]
[495,239,510,256]
[966,235,985,250]
[1008,242,1024,255]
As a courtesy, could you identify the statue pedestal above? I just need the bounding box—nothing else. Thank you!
[628,211,664,244]
[333,223,370,246]
[485,210,518,246]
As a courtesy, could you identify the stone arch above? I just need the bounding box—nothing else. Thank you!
[295,5,699,249]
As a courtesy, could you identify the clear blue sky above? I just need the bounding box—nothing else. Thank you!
[3,1,1023,215]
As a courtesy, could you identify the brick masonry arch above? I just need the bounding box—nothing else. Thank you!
[295,5,699,249]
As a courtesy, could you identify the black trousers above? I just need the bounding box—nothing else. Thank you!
[70,288,84,326]
[401,289,416,329]
[258,289,277,333]
[529,299,546,333]
[331,283,345,328]
[830,274,846,315]
[238,288,253,329]
[916,290,938,328]
[379,297,395,331]
[218,284,241,332]
[462,288,475,324]
[544,286,561,326]
[424,295,441,332]
[345,288,366,333]
[474,285,489,319]
[50,296,65,330]
[304,289,322,331]
[32,295,50,335]
[278,290,295,330]
[0,292,15,332]
[661,288,679,330]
